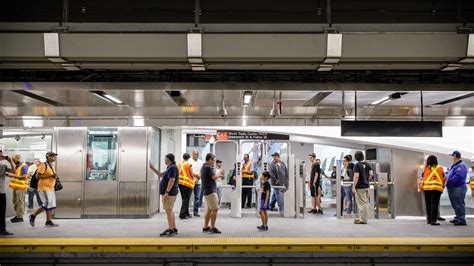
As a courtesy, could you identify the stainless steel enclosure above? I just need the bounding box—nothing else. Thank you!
[54,127,160,218]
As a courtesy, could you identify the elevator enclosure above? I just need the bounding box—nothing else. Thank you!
[54,127,160,218]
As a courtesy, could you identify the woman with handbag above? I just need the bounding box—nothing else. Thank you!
[29,152,60,228]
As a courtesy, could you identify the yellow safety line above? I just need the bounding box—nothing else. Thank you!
[0,238,473,253]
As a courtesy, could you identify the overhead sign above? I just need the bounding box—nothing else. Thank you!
[217,131,289,141]
[341,121,443,137]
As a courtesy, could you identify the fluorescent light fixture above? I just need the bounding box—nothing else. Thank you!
[441,63,462,71]
[380,99,392,105]
[47,57,66,63]
[22,116,44,128]
[428,92,474,106]
[188,58,203,64]
[91,91,123,105]
[61,63,80,71]
[242,118,247,127]
[371,96,390,105]
[242,91,253,107]
[191,63,206,71]
[459,57,474,63]
[318,64,333,72]
[132,116,145,126]
[324,58,340,64]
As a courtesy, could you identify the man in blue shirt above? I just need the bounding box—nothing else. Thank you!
[446,151,468,226]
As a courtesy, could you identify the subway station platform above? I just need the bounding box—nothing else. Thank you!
[1,210,473,265]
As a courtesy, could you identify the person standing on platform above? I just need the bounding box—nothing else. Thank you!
[330,166,337,198]
[446,151,468,226]
[241,154,254,209]
[190,149,203,217]
[0,146,15,235]
[257,171,271,231]
[177,153,194,220]
[150,153,180,237]
[307,153,320,214]
[29,152,60,228]
[201,153,225,234]
[421,155,445,226]
[269,152,288,216]
[352,151,373,225]
[9,154,29,223]
[215,159,224,205]
[27,159,42,209]
[315,159,324,214]
[341,155,354,215]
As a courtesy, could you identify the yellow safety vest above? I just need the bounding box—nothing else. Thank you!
[178,161,195,189]
[422,165,444,192]
[9,162,28,191]
[470,178,474,190]
[242,161,253,178]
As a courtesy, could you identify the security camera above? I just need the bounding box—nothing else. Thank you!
[41,134,45,140]
[15,135,20,141]
[218,107,228,118]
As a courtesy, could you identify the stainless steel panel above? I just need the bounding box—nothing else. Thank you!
[55,181,83,218]
[118,127,148,182]
[55,127,86,182]
[84,181,118,215]
[148,181,159,214]
[119,182,147,215]
[392,149,424,217]
[376,173,390,219]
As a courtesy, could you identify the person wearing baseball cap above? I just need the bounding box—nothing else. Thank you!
[446,151,468,226]
[29,151,59,228]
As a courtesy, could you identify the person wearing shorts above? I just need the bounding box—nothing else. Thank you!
[308,153,322,214]
[150,153,179,237]
[29,152,59,228]
[201,153,224,234]
[257,171,271,231]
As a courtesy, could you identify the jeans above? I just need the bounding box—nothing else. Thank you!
[272,188,285,216]
[242,178,254,208]
[343,186,353,214]
[216,188,222,205]
[193,184,201,214]
[28,188,43,209]
[355,188,369,223]
[424,190,442,224]
[179,185,193,218]
[447,185,467,224]
[0,193,6,232]
[270,190,277,209]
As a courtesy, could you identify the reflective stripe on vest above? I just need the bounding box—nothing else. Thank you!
[9,162,28,190]
[242,161,253,178]
[422,166,443,192]
[178,161,195,189]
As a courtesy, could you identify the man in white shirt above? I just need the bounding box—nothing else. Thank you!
[190,149,203,217]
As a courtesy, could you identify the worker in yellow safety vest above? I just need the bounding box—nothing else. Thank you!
[241,154,255,209]
[421,155,445,226]
[9,154,29,223]
[178,153,195,219]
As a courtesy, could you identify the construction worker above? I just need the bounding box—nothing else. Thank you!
[178,153,195,220]
[421,155,445,226]
[9,154,29,223]
[241,154,254,208]
[417,158,445,222]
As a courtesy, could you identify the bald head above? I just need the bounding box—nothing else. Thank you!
[192,149,200,160]
[12,154,21,163]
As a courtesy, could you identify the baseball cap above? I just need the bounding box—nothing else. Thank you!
[46,151,58,158]
[308,153,316,158]
[271,152,280,157]
[216,159,222,164]
[449,151,461,158]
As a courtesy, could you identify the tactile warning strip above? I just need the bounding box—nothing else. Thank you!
[0,238,473,253]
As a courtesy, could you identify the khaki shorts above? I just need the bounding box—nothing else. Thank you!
[162,195,177,210]
[204,193,219,211]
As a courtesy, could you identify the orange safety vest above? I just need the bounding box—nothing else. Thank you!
[178,161,195,189]
[242,161,253,178]
[9,162,28,191]
[422,165,444,192]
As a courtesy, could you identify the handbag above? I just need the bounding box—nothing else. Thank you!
[46,162,63,191]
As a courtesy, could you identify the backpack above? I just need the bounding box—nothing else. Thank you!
[29,169,39,189]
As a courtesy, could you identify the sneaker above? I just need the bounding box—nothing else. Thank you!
[453,221,467,226]
[45,221,59,227]
[449,219,458,223]
[0,230,14,236]
[264,226,269,231]
[29,215,35,227]
[202,227,211,233]
[257,225,266,231]
[10,217,24,223]
[179,216,189,220]
[172,228,178,235]
[193,213,201,217]
[159,229,175,237]
[307,209,314,213]
[430,222,441,226]
[210,227,222,234]
[437,217,446,221]
[318,209,324,215]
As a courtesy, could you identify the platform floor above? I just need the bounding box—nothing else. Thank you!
[3,208,474,239]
